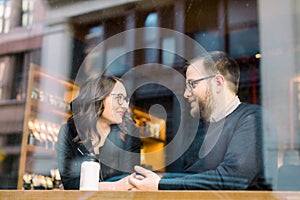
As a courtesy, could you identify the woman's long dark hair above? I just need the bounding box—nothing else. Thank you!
[69,75,133,149]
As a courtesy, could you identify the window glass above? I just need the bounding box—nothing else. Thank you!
[229,26,259,57]
[162,36,175,66]
[105,45,127,76]
[1,0,300,194]
[22,0,33,27]
[144,12,159,63]
[0,60,5,98]
[193,31,224,52]
[0,0,10,33]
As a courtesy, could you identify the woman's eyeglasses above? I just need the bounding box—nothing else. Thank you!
[111,93,129,105]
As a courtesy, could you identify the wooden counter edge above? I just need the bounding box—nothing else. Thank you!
[0,190,299,200]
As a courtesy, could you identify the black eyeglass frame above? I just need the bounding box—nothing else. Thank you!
[110,93,129,105]
[185,75,217,92]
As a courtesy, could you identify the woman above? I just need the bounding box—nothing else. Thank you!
[55,75,140,190]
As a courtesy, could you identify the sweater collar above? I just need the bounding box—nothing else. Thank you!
[210,96,241,122]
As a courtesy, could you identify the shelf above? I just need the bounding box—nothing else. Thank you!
[2,146,21,155]
[26,145,56,158]
[30,99,71,118]
[34,70,76,89]
[141,137,165,145]
[133,108,166,141]
[133,107,166,171]
[18,64,75,189]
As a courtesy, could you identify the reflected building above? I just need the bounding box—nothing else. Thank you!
[0,0,45,189]
[0,0,299,190]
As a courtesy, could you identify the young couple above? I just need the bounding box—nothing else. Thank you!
[56,51,276,191]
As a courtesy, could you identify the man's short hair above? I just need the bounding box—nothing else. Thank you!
[189,51,240,94]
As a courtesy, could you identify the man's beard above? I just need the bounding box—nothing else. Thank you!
[191,90,213,121]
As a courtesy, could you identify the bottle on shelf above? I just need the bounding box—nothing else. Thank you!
[50,168,62,189]
[28,130,35,145]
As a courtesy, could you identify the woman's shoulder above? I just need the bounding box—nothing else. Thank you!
[58,119,78,140]
[58,124,69,137]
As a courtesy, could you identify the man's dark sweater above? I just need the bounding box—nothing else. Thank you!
[159,103,276,190]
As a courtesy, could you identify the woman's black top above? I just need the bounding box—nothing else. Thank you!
[55,119,141,190]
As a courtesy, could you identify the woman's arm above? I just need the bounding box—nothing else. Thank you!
[98,175,133,191]
[55,124,81,189]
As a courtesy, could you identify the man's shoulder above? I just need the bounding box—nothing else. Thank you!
[229,103,262,120]
[236,102,262,112]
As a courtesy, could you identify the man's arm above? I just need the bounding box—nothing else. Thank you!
[129,107,270,190]
[128,166,160,190]
[160,110,264,190]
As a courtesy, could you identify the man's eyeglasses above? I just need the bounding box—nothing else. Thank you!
[111,93,129,105]
[185,75,216,93]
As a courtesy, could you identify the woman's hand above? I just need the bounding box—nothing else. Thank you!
[98,175,134,191]
[128,166,161,191]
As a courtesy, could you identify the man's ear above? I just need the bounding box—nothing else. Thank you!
[214,74,225,93]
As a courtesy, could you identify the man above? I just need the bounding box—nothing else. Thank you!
[129,51,276,190]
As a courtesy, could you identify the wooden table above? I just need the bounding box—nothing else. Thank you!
[0,190,299,200]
